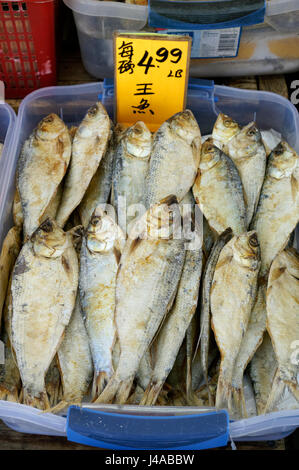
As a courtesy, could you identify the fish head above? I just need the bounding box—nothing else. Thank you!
[36,114,65,141]
[76,102,108,138]
[168,110,201,146]
[31,218,68,258]
[268,141,298,179]
[86,207,124,254]
[232,231,260,271]
[145,195,179,240]
[212,113,240,144]
[199,141,221,171]
[229,122,262,158]
[124,121,152,159]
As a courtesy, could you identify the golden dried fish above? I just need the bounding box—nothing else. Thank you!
[227,122,267,227]
[265,248,299,412]
[211,231,260,417]
[79,127,116,229]
[212,113,241,150]
[57,102,110,228]
[13,189,23,229]
[80,208,125,400]
[197,228,233,405]
[251,141,299,276]
[145,110,201,208]
[193,141,246,236]
[11,219,78,409]
[112,121,152,235]
[231,283,267,419]
[249,332,277,415]
[141,241,202,406]
[95,196,185,405]
[0,226,21,323]
[17,114,71,237]
[57,295,93,404]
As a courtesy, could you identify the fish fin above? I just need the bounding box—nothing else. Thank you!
[140,382,163,406]
[115,378,134,405]
[92,371,110,400]
[264,370,286,414]
[23,390,50,410]
[0,385,19,402]
[94,374,121,404]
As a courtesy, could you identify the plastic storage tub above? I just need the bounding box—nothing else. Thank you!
[190,0,299,77]
[63,0,147,79]
[0,80,299,448]
[0,0,57,99]
[63,0,299,78]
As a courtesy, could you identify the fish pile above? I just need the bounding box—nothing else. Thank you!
[0,103,298,421]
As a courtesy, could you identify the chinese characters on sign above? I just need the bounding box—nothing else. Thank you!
[115,34,191,131]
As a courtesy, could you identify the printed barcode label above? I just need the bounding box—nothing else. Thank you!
[200,28,241,58]
[161,27,241,59]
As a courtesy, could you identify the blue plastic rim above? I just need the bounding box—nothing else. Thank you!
[66,406,229,450]
[148,0,266,30]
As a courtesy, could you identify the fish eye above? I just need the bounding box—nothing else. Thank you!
[249,234,258,247]
[224,119,232,126]
[88,105,98,117]
[91,216,101,227]
[247,128,257,136]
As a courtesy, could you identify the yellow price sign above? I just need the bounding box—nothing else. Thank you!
[114,33,191,132]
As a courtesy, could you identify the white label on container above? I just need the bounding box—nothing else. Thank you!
[161,27,241,59]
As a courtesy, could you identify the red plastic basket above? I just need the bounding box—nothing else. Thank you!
[0,0,57,98]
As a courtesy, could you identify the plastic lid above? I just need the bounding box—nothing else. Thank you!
[63,0,148,20]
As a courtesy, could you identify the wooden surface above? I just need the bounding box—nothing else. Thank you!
[1,26,296,451]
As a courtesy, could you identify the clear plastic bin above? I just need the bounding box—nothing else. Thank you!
[63,0,299,78]
[63,0,147,78]
[0,80,298,447]
[0,103,16,247]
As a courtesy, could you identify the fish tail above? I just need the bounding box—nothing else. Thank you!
[91,371,110,401]
[215,371,231,411]
[23,389,50,410]
[264,371,286,414]
[42,400,69,414]
[140,382,163,406]
[94,374,121,404]
[0,385,19,403]
[46,382,61,408]
[229,387,247,420]
[115,378,134,405]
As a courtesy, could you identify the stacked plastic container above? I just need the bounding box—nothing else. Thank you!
[0,80,299,448]
[63,0,299,78]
